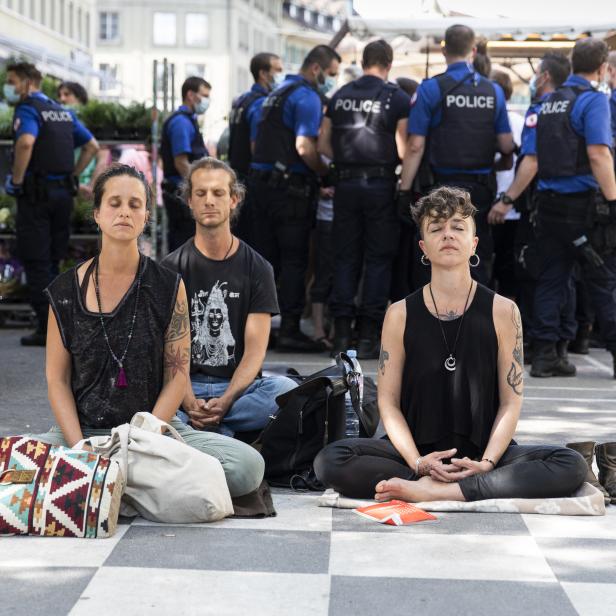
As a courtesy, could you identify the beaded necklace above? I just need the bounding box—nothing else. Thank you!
[93,254,143,389]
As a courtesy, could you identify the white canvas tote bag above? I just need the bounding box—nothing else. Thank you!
[84,412,234,523]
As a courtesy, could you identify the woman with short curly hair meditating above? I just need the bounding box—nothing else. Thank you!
[315,186,587,503]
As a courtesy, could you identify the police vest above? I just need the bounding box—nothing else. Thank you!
[228,90,266,174]
[14,96,74,176]
[329,80,401,167]
[253,81,311,167]
[536,85,592,179]
[429,73,497,170]
[160,110,208,180]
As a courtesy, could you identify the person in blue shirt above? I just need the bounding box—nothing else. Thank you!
[228,52,283,245]
[3,62,98,346]
[608,52,616,157]
[160,76,211,251]
[398,24,514,286]
[250,45,340,352]
[531,38,616,379]
[487,53,578,373]
[318,39,411,358]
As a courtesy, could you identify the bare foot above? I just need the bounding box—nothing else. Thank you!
[374,476,465,503]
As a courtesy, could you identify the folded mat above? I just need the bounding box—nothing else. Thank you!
[318,482,605,516]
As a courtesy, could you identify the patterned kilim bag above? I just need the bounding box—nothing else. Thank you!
[0,436,125,538]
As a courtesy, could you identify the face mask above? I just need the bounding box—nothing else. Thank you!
[597,80,611,96]
[194,97,210,114]
[3,84,20,104]
[528,75,538,99]
[318,74,337,96]
[272,73,285,87]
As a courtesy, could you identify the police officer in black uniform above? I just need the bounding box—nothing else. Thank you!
[398,25,514,286]
[318,40,411,358]
[228,52,283,245]
[531,38,616,378]
[160,76,211,251]
[3,62,98,346]
[251,45,340,352]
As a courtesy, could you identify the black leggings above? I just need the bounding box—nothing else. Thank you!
[314,438,587,501]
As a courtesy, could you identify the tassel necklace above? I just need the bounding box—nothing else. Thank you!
[428,280,474,372]
[93,254,143,389]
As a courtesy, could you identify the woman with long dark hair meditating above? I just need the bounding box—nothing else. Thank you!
[315,186,587,502]
[33,164,263,498]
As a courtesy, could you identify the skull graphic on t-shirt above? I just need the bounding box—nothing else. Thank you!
[190,281,236,367]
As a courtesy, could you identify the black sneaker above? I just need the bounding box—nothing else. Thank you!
[20,330,47,347]
[277,330,322,353]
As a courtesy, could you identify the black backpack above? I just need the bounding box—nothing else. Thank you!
[256,354,379,490]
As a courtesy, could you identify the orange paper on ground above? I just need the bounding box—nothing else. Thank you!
[354,500,437,526]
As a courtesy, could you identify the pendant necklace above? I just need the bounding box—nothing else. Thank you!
[93,254,143,389]
[428,280,474,372]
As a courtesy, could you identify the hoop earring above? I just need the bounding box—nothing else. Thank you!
[421,254,430,266]
[469,254,480,268]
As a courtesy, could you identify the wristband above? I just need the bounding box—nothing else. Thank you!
[415,456,423,476]
[481,458,496,468]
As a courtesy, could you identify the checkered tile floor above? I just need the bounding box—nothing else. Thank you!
[1,492,615,616]
[1,329,616,615]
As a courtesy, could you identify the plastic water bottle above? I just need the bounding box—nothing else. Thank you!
[344,349,363,438]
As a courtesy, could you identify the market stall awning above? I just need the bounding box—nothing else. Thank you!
[345,16,616,41]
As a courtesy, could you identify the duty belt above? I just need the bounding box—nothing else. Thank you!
[333,165,397,182]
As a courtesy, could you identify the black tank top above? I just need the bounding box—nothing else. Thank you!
[45,256,180,429]
[401,283,499,459]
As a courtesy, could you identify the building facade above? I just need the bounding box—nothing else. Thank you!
[94,0,282,142]
[0,0,95,82]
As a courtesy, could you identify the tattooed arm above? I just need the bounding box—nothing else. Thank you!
[151,280,190,422]
[481,295,524,466]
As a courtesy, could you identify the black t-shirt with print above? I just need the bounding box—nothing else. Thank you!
[162,239,279,378]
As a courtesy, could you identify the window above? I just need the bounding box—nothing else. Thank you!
[289,4,297,18]
[50,0,55,30]
[59,0,64,34]
[29,0,34,19]
[77,7,82,42]
[237,67,250,93]
[69,1,73,39]
[99,63,118,92]
[153,12,176,46]
[185,13,208,47]
[254,30,264,54]
[303,9,311,23]
[185,63,206,79]
[85,11,90,46]
[99,11,119,41]
[39,0,45,25]
[238,19,249,52]
[317,14,325,28]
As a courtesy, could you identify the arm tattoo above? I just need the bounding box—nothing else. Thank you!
[165,298,189,343]
[506,305,524,396]
[378,345,390,375]
[163,345,190,384]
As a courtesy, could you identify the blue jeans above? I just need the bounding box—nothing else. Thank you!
[178,375,297,437]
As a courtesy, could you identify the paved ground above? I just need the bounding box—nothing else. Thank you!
[1,327,615,616]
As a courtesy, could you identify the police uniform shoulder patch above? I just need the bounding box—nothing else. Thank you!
[525,112,538,128]
[410,92,418,106]
[13,117,20,132]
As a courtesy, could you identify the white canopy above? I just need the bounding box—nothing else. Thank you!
[346,16,616,40]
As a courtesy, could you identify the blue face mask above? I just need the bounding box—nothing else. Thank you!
[3,84,21,105]
[528,75,538,99]
[194,97,210,115]
[318,74,337,96]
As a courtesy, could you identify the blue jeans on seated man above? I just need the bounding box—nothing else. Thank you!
[177,374,297,437]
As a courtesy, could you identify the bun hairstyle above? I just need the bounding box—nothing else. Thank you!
[473,37,492,77]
